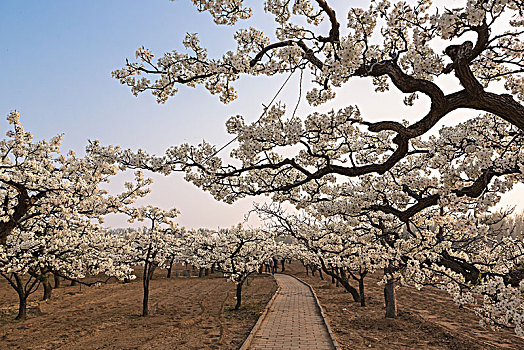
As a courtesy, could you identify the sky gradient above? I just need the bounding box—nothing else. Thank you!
[1,0,522,229]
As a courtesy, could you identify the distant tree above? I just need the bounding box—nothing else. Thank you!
[120,206,181,316]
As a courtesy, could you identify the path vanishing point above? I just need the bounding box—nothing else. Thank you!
[248,273,336,350]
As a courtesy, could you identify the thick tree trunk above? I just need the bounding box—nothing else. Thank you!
[340,268,347,284]
[384,266,397,318]
[281,259,285,272]
[16,291,28,320]
[142,278,150,317]
[359,278,366,307]
[13,273,31,320]
[42,275,52,300]
[235,280,244,310]
[320,265,360,302]
[305,264,309,275]
[318,268,324,280]
[205,268,209,276]
[211,263,215,274]
[142,262,156,316]
[198,267,204,278]
[2,272,40,321]
[53,273,61,288]
[166,257,175,278]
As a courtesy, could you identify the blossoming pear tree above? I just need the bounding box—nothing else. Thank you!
[254,113,524,329]
[115,0,523,132]
[186,225,276,309]
[217,226,277,309]
[120,205,181,316]
[0,111,151,319]
[109,0,524,335]
[256,202,386,307]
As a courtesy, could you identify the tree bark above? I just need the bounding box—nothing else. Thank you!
[281,259,285,272]
[142,280,150,316]
[384,265,397,318]
[142,262,156,316]
[53,273,61,288]
[235,279,244,310]
[13,273,34,320]
[42,274,52,301]
[359,277,366,307]
[16,290,28,320]
[166,257,175,278]
[198,267,204,278]
[320,264,360,303]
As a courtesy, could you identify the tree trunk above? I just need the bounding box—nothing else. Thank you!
[205,268,209,276]
[359,277,366,307]
[142,276,150,317]
[340,268,347,284]
[198,267,204,278]
[12,273,31,320]
[16,290,28,320]
[384,265,397,318]
[320,265,360,302]
[318,268,324,280]
[42,274,52,300]
[166,257,175,278]
[142,262,156,316]
[305,264,309,275]
[235,280,244,310]
[281,259,285,272]
[2,272,40,321]
[70,279,77,286]
[211,263,215,274]
[53,273,61,288]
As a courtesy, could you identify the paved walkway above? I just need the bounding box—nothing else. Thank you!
[248,274,335,350]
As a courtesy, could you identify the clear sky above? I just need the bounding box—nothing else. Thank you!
[1,0,522,229]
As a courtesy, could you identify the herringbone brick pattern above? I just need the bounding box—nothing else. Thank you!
[249,274,335,350]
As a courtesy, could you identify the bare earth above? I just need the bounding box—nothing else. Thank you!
[2,262,524,349]
[0,268,277,350]
[286,262,524,350]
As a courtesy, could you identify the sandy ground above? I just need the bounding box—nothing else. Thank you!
[285,262,524,349]
[0,267,277,350]
[2,262,523,350]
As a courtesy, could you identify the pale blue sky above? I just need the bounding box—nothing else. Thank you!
[1,1,521,228]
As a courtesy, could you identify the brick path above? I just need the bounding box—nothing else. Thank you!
[248,274,335,350]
